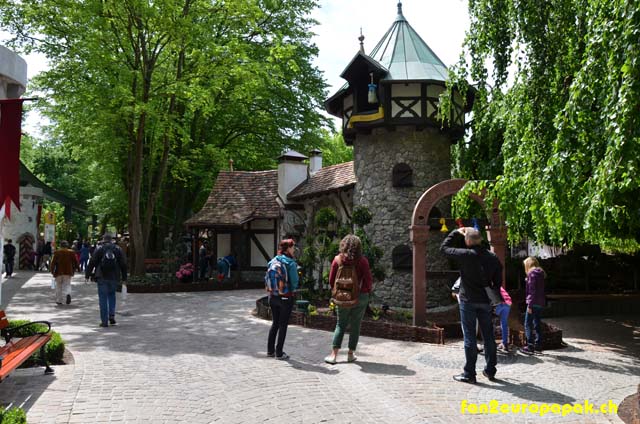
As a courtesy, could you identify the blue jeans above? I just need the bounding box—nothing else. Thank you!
[97,280,117,325]
[459,302,497,378]
[494,303,511,346]
[525,305,543,349]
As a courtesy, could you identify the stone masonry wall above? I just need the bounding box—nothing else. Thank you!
[354,126,456,309]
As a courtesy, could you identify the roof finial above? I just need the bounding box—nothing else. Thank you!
[396,1,406,21]
[358,28,365,54]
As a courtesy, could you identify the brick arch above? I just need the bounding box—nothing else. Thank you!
[410,179,506,326]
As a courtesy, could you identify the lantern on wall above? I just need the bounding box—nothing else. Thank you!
[367,73,378,104]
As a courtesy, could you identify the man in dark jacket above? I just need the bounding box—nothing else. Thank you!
[441,227,503,384]
[3,239,16,278]
[85,233,127,327]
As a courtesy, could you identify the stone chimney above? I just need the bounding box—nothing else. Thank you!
[277,150,308,203]
[309,149,323,176]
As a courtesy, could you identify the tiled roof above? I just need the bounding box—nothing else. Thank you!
[287,161,356,200]
[185,170,279,227]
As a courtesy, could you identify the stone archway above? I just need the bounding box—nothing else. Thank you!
[410,179,507,326]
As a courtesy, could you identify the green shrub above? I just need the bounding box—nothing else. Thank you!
[7,320,65,364]
[0,406,27,424]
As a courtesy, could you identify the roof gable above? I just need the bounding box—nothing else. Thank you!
[185,170,279,227]
[287,161,355,200]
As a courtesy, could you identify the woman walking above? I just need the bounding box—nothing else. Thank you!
[265,239,299,360]
[324,234,373,364]
[520,256,546,355]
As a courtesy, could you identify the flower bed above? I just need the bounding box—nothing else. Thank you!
[255,296,444,344]
[127,279,263,293]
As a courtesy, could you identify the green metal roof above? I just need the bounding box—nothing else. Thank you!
[368,2,449,81]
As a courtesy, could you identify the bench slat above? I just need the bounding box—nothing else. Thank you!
[0,334,52,381]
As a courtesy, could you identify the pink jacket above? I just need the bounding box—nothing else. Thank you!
[500,287,512,305]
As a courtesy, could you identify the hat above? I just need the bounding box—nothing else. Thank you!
[102,233,113,242]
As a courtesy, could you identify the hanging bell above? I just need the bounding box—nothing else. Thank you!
[472,217,480,231]
[455,218,464,229]
[439,218,449,232]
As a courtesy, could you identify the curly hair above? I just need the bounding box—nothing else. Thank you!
[339,234,362,260]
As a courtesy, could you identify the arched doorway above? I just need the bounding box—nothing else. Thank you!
[410,179,507,326]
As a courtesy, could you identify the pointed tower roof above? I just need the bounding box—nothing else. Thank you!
[368,2,448,81]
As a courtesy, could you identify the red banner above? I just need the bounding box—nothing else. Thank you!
[0,99,24,220]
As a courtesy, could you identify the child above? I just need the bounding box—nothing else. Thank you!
[520,256,546,355]
[495,286,512,352]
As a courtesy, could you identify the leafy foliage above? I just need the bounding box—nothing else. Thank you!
[444,0,640,252]
[1,0,328,272]
[7,320,65,364]
[0,407,27,424]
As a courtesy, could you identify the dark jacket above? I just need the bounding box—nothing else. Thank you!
[440,230,503,304]
[525,268,545,307]
[3,243,16,260]
[85,243,127,282]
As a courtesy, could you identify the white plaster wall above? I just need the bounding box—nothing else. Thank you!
[0,45,27,97]
[278,161,308,203]
[1,186,43,270]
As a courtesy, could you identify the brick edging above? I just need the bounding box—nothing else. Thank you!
[255,296,444,344]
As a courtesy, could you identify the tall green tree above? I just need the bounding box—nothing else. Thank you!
[447,0,640,251]
[1,0,327,274]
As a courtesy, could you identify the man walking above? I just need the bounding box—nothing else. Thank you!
[85,233,127,327]
[50,240,79,305]
[440,227,503,384]
[2,239,16,278]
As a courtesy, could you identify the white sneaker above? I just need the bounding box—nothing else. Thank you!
[324,355,337,365]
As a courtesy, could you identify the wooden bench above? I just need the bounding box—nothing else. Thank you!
[0,310,54,382]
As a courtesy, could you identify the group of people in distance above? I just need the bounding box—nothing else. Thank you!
[264,228,545,383]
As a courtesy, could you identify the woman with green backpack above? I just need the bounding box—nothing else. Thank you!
[324,234,372,365]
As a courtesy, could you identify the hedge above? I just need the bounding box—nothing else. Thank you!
[6,320,65,364]
[0,407,27,424]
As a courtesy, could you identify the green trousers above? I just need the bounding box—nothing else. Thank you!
[332,292,370,351]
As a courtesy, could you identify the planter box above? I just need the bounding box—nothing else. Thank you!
[509,321,563,349]
[304,313,337,331]
[254,297,444,344]
[127,280,262,293]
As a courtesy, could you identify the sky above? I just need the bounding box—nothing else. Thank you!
[2,0,471,135]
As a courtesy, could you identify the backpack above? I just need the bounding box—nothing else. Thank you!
[265,257,288,295]
[100,245,118,274]
[331,256,359,308]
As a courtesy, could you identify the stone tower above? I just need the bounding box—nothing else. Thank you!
[324,2,472,308]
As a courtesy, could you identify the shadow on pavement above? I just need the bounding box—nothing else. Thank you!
[480,378,576,404]
[355,360,416,376]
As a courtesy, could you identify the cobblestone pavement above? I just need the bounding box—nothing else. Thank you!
[0,272,638,423]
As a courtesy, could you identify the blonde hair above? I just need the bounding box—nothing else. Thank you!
[339,234,362,261]
[523,256,544,275]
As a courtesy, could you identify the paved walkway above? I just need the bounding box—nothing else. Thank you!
[0,272,638,423]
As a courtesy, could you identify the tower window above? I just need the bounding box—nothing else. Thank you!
[392,163,413,187]
[392,245,412,270]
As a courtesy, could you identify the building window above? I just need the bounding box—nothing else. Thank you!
[392,245,412,270]
[392,163,413,187]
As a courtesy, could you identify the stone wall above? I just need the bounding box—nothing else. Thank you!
[353,126,455,308]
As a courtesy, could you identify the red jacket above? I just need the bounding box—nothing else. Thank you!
[328,255,373,294]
